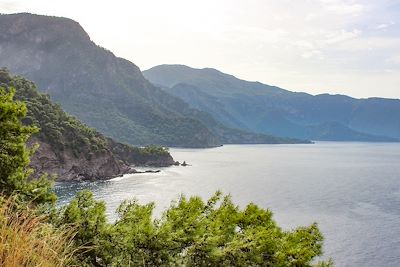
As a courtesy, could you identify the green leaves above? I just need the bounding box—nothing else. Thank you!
[0,85,55,205]
[57,190,107,266]
[59,191,330,266]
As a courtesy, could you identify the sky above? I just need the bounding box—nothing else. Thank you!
[0,0,399,98]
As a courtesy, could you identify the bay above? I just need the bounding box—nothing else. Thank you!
[55,142,400,266]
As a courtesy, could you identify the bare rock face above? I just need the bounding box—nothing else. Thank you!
[28,136,177,181]
[28,138,128,181]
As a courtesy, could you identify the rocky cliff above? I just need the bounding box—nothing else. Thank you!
[28,137,128,181]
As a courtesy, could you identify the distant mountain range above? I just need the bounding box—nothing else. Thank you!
[0,13,307,147]
[144,65,400,142]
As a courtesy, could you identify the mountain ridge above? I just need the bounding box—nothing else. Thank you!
[0,13,221,148]
[0,13,310,147]
[144,64,400,142]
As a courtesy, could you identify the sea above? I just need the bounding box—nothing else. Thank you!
[55,142,400,266]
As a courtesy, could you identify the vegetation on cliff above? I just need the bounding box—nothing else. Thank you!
[2,70,108,158]
[0,86,332,266]
[0,69,174,181]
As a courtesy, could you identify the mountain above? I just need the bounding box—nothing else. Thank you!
[144,65,400,142]
[0,13,309,146]
[0,69,174,181]
[0,13,220,148]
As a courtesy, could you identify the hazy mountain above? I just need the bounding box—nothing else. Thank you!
[144,65,400,142]
[0,13,220,148]
[0,13,309,146]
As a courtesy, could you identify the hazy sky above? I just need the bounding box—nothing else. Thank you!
[1,0,399,98]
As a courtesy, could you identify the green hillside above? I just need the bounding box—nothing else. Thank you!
[0,69,174,181]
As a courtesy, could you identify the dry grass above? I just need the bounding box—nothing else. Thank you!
[0,199,76,267]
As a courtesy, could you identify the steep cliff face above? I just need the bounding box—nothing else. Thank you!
[0,13,220,148]
[28,137,127,181]
[0,69,175,181]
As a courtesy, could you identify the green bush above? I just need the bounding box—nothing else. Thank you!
[56,190,331,266]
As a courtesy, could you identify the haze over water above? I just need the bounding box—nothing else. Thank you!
[56,142,400,266]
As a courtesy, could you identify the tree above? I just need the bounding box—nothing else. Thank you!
[0,80,56,204]
[56,190,107,266]
[58,191,332,266]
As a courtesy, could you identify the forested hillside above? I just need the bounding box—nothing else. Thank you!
[0,69,174,181]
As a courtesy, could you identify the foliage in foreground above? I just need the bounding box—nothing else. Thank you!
[55,190,331,266]
[0,74,332,266]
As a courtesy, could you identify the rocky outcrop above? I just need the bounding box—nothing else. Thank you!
[28,137,129,181]
[28,136,178,181]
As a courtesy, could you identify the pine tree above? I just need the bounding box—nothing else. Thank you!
[0,69,56,204]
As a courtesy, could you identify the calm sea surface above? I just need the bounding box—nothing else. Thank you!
[55,142,400,266]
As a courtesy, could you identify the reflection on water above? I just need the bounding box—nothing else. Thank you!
[55,142,400,267]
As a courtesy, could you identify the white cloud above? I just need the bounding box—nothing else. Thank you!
[301,50,324,60]
[0,1,21,12]
[318,0,365,15]
[333,37,400,51]
[325,3,365,15]
[295,40,315,49]
[374,22,395,29]
[322,29,362,45]
[386,55,400,65]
